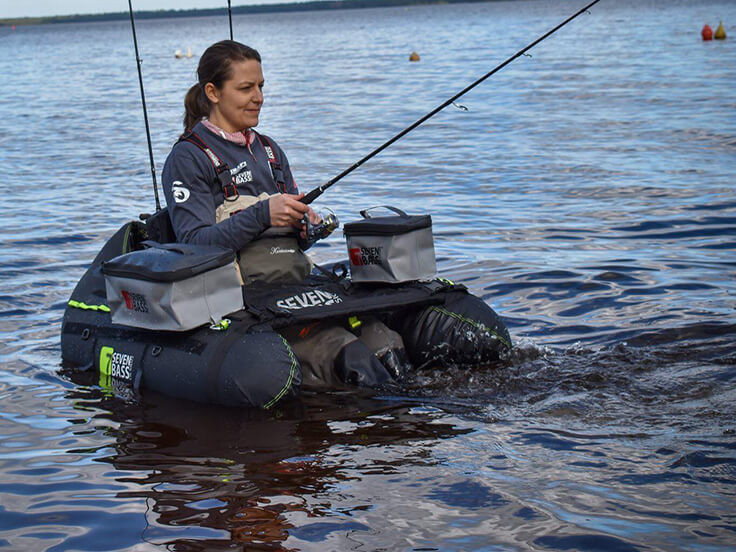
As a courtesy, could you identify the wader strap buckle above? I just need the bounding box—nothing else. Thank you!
[222,183,238,199]
[215,168,238,199]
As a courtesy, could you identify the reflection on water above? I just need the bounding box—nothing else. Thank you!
[57,379,475,550]
[4,360,734,551]
[1,0,735,549]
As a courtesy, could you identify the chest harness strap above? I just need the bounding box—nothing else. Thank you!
[179,131,238,199]
[256,134,287,193]
[180,130,288,198]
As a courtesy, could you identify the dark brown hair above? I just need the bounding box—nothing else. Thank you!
[183,40,262,132]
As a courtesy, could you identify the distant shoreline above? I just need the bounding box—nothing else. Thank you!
[0,0,503,27]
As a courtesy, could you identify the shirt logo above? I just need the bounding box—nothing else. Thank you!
[172,182,190,203]
[230,161,248,174]
[235,171,253,184]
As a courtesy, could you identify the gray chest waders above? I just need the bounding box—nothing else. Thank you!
[182,131,313,284]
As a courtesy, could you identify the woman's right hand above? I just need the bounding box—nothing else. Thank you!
[268,193,311,228]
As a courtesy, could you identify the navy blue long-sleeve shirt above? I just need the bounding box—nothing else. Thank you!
[161,122,297,251]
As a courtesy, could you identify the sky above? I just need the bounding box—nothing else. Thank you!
[0,0,299,19]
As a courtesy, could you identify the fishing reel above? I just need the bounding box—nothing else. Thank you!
[303,208,339,247]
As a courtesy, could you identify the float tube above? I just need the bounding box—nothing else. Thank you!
[61,219,511,408]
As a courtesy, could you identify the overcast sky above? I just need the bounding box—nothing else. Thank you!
[1,0,297,19]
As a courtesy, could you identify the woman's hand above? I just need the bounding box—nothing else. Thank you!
[300,205,323,240]
[304,205,322,225]
[268,193,311,228]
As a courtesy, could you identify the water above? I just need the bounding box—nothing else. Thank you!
[1,0,735,549]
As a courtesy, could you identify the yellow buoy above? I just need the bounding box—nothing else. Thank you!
[714,21,726,40]
[409,51,420,62]
[186,47,194,58]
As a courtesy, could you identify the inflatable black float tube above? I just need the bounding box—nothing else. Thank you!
[61,222,511,408]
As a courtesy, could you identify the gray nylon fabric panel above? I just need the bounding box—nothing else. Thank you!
[286,323,357,387]
[238,233,313,284]
[283,319,406,387]
[347,227,437,283]
[105,263,243,331]
[215,195,313,284]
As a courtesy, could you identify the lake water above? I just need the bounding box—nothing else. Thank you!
[1,0,735,549]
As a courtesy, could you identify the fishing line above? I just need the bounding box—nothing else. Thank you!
[302,0,602,205]
[127,0,161,211]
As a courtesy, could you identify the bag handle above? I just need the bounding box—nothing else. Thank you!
[359,205,408,219]
[141,240,196,256]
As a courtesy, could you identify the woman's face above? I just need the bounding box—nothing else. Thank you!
[205,59,264,132]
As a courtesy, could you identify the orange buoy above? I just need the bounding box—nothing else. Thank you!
[715,21,727,40]
[409,51,420,62]
[702,24,713,40]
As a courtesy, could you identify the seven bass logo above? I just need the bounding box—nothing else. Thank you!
[121,290,148,313]
[349,246,383,266]
[99,346,134,387]
[276,289,343,310]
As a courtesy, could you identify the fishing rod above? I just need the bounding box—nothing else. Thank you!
[227,0,234,40]
[127,0,161,211]
[302,0,602,205]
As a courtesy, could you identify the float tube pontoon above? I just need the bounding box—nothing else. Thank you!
[61,218,511,408]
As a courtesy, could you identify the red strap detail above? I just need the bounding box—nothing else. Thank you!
[183,131,227,169]
[182,130,237,198]
[255,133,286,193]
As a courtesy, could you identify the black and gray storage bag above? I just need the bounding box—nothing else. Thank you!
[343,206,437,283]
[102,242,244,331]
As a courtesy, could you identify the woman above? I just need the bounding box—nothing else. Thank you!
[162,40,317,284]
[162,40,409,387]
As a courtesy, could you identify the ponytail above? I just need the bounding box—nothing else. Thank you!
[183,84,208,132]
[181,40,262,135]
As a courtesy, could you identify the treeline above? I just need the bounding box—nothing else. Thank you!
[1,0,499,26]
